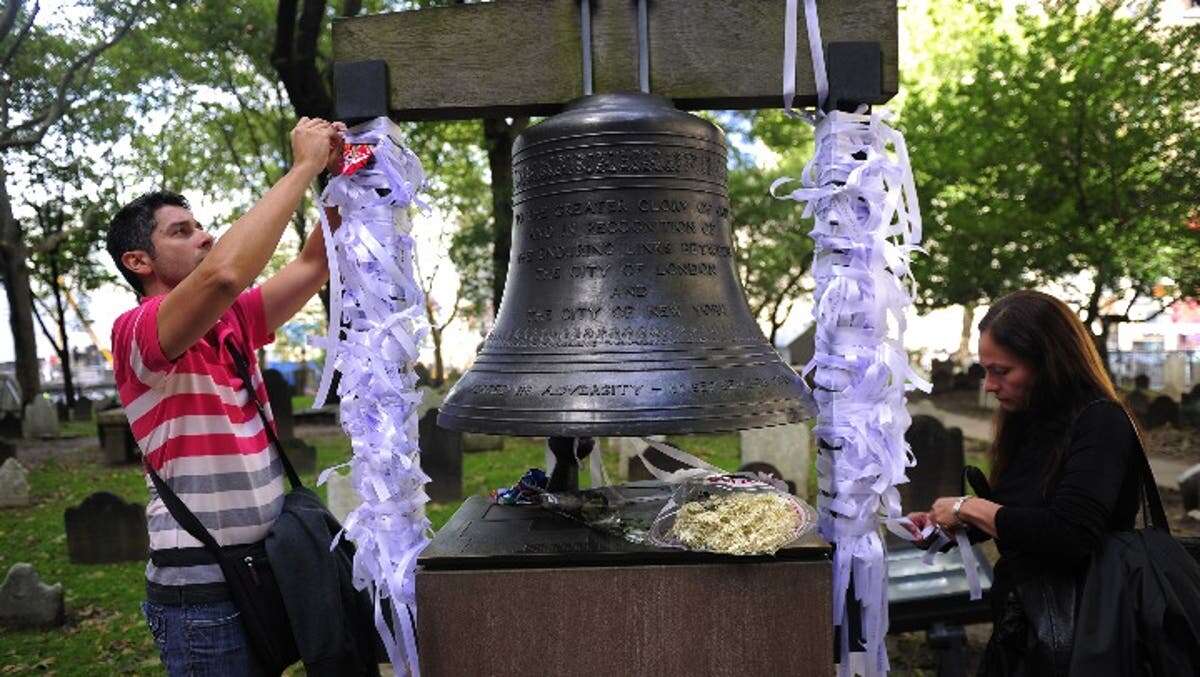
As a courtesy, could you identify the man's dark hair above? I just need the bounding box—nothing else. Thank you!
[106,191,189,295]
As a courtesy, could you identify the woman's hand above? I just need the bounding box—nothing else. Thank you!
[903,511,934,540]
[931,497,964,531]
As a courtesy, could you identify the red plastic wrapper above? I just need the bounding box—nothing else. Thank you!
[339,143,374,176]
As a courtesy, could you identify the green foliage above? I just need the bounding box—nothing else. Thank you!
[903,1,1200,335]
[726,111,816,344]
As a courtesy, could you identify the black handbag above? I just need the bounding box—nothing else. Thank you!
[145,341,304,675]
[981,404,1200,676]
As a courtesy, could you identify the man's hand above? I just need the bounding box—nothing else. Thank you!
[326,122,347,175]
[292,117,341,176]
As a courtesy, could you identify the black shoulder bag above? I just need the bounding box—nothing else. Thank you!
[145,342,303,674]
[1068,415,1200,675]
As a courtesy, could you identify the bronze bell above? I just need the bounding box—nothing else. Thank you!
[438,93,810,436]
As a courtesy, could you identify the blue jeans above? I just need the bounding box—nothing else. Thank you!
[141,600,264,676]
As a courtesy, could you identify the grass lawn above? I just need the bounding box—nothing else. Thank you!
[0,420,754,675]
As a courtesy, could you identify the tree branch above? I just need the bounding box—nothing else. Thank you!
[0,0,37,73]
[0,0,20,44]
[0,0,144,150]
[31,296,62,355]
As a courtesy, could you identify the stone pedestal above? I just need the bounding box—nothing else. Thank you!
[416,496,832,676]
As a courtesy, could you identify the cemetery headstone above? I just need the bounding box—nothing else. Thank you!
[56,401,70,423]
[1184,394,1200,429]
[326,470,362,526]
[0,414,20,439]
[96,408,139,465]
[899,415,965,522]
[1163,353,1188,398]
[1181,464,1200,515]
[738,461,797,495]
[628,441,693,482]
[930,359,954,395]
[1126,388,1151,425]
[263,369,295,442]
[64,492,149,564]
[283,439,317,475]
[0,439,14,465]
[739,423,811,498]
[21,397,58,439]
[419,408,463,503]
[0,563,64,630]
[418,386,447,420]
[1145,395,1181,430]
[965,363,985,391]
[0,458,31,508]
[606,436,666,481]
[73,397,94,422]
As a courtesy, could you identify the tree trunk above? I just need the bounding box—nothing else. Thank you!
[953,302,976,365]
[0,160,39,406]
[482,117,526,317]
[431,326,445,386]
[50,259,75,409]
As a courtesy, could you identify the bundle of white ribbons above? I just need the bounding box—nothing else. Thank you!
[312,116,430,676]
[771,0,960,673]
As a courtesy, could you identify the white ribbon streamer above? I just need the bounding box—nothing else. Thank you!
[776,1,936,673]
[312,116,431,677]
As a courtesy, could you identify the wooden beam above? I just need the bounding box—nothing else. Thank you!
[332,0,897,121]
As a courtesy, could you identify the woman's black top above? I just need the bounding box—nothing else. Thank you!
[988,398,1142,601]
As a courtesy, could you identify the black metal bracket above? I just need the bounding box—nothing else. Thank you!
[334,59,390,123]
[822,42,883,113]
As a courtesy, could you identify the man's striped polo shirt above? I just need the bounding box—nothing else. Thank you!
[111,287,284,588]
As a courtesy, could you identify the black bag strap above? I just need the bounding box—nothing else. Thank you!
[146,461,225,556]
[143,335,304,560]
[1076,398,1170,534]
[224,339,302,490]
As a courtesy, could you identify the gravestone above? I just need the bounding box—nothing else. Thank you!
[1145,395,1181,429]
[628,441,693,482]
[1184,394,1200,429]
[739,461,797,495]
[0,414,20,439]
[899,415,965,519]
[0,458,31,508]
[326,470,362,526]
[96,408,139,465]
[739,423,811,498]
[73,397,94,422]
[1181,464,1200,515]
[964,363,985,392]
[1126,388,1152,425]
[56,401,70,423]
[606,436,666,481]
[64,492,149,564]
[930,359,955,395]
[0,439,14,465]
[263,369,295,442]
[419,408,463,503]
[21,397,58,439]
[1163,353,1188,398]
[417,386,446,420]
[0,563,64,630]
[282,439,317,475]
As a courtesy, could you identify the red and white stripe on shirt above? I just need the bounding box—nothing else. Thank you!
[112,287,284,586]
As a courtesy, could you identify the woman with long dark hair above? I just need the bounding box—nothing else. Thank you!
[906,290,1143,675]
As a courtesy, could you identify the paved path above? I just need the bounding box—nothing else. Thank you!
[908,399,992,442]
[908,399,1197,491]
